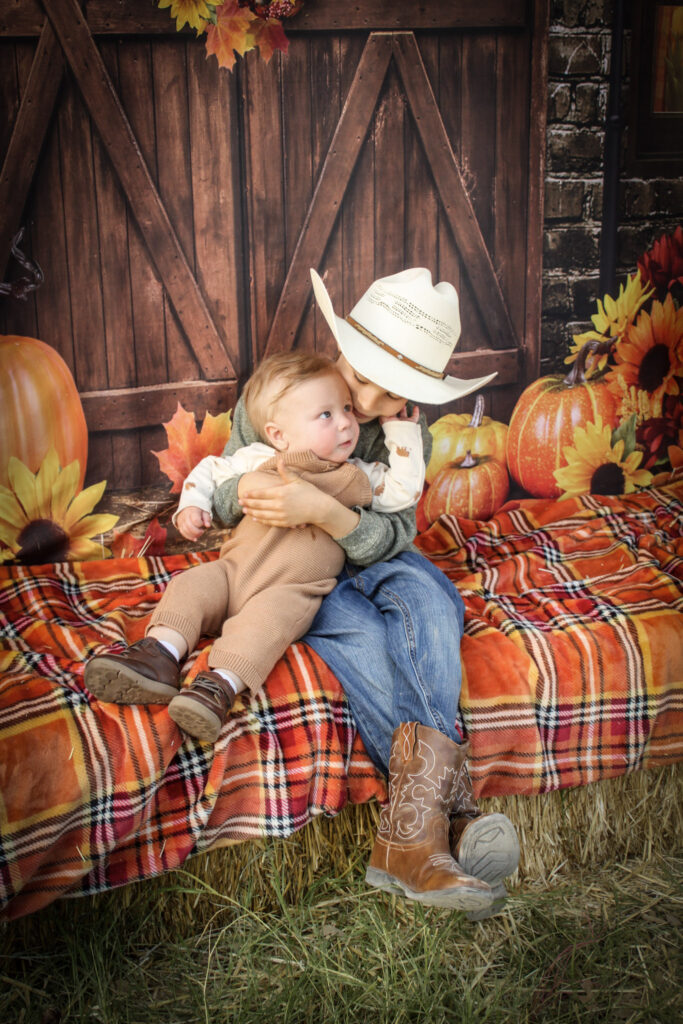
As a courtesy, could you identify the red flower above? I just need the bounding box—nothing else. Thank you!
[636,394,683,469]
[637,226,683,301]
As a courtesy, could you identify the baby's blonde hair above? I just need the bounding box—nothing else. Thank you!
[243,351,340,439]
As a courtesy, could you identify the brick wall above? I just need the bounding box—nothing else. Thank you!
[541,0,683,373]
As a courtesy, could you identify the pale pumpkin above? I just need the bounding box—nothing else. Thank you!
[426,394,508,484]
[0,335,88,490]
[423,451,510,523]
[506,339,618,499]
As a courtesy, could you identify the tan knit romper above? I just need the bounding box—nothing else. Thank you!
[147,451,372,693]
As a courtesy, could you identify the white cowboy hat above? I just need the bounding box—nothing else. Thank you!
[310,267,497,404]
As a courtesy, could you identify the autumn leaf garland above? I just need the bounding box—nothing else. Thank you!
[159,0,302,70]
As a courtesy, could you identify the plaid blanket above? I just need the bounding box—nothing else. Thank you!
[1,476,682,919]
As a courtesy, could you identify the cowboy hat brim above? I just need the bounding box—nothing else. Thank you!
[311,269,497,404]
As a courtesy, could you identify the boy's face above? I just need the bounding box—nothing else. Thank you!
[266,370,360,463]
[335,353,408,423]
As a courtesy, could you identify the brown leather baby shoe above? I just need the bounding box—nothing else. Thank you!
[167,671,236,743]
[84,637,181,704]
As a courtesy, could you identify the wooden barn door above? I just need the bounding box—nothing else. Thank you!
[0,0,548,488]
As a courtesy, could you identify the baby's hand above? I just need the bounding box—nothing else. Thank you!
[176,506,212,541]
[380,404,420,426]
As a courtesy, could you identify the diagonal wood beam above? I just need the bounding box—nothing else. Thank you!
[0,21,63,278]
[41,0,234,379]
[393,32,518,349]
[264,32,393,357]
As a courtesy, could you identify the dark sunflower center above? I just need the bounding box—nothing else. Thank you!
[17,519,70,564]
[637,344,670,392]
[590,463,626,495]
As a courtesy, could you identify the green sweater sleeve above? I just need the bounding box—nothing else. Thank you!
[212,398,260,527]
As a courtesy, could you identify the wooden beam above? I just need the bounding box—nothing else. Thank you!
[0,21,63,277]
[41,0,235,380]
[263,32,393,357]
[446,347,519,387]
[0,0,529,37]
[393,32,518,351]
[81,380,238,432]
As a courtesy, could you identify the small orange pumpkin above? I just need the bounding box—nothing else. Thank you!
[0,335,88,490]
[506,340,618,499]
[427,394,508,484]
[423,451,510,523]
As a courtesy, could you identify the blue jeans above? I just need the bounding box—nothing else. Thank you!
[304,551,465,773]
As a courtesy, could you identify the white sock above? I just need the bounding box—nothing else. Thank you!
[157,639,182,662]
[213,668,245,695]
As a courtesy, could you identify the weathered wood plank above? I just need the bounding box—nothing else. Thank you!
[82,380,238,432]
[42,0,233,378]
[0,0,529,36]
[153,38,199,383]
[187,44,245,381]
[0,24,63,277]
[281,34,315,352]
[405,36,440,273]
[117,39,168,390]
[373,68,405,277]
[436,31,463,305]
[264,32,392,357]
[393,32,517,351]
[242,48,286,362]
[96,40,141,487]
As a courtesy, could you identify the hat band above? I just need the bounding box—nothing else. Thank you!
[345,315,446,381]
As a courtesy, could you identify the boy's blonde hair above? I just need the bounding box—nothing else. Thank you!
[243,351,340,439]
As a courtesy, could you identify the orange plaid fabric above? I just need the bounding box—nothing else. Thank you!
[1,475,682,919]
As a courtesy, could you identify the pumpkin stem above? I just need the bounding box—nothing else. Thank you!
[460,450,478,469]
[469,393,485,429]
[0,228,44,302]
[563,337,613,388]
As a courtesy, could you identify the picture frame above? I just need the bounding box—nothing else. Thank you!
[628,1,683,174]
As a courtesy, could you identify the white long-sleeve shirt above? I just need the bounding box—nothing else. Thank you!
[175,419,424,524]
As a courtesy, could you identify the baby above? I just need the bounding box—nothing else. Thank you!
[85,352,424,743]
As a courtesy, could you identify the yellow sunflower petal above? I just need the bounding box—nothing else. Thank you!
[67,537,112,560]
[50,460,81,526]
[34,448,61,520]
[8,457,39,520]
[63,479,108,532]
[0,490,29,532]
[67,513,119,540]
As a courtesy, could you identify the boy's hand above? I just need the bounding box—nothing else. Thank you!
[380,404,420,426]
[239,458,330,529]
[176,505,212,541]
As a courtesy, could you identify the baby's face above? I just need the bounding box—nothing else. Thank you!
[270,370,360,463]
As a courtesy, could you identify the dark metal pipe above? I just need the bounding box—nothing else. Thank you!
[599,0,626,297]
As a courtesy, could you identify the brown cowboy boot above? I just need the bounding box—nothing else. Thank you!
[365,722,494,914]
[168,670,236,743]
[449,742,520,921]
[84,637,181,704]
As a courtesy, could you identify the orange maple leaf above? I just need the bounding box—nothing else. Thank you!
[152,403,233,493]
[251,16,289,63]
[205,1,257,70]
[110,517,167,559]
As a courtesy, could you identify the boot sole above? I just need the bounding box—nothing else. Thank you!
[455,813,520,921]
[168,694,223,743]
[365,867,494,914]
[84,658,179,705]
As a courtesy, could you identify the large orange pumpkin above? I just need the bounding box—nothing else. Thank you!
[423,451,510,523]
[506,340,618,499]
[0,335,88,490]
[426,394,508,484]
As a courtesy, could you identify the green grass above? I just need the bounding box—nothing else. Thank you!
[2,852,681,1024]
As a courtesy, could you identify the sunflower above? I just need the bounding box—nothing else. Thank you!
[158,0,212,33]
[607,293,683,415]
[0,449,119,564]
[565,271,655,372]
[554,416,652,499]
